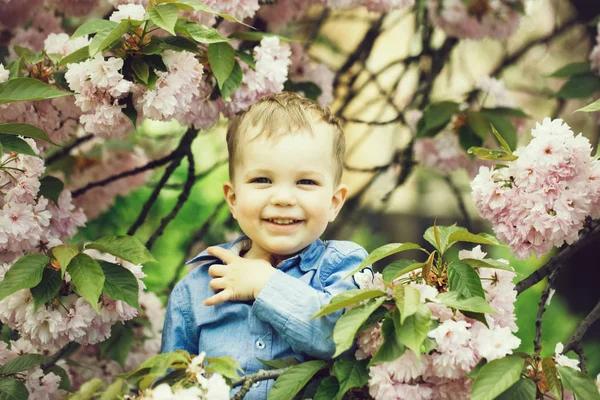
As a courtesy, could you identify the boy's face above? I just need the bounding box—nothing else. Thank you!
[223,122,347,261]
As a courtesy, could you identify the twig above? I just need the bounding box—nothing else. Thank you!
[344,162,392,173]
[157,159,227,190]
[533,268,561,359]
[231,367,290,400]
[515,220,600,294]
[340,114,404,126]
[561,299,600,373]
[146,149,196,250]
[443,175,472,232]
[45,135,93,166]
[127,128,198,236]
[40,342,80,370]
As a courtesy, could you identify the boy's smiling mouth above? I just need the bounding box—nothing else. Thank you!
[264,218,303,225]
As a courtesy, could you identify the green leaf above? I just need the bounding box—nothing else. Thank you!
[394,284,421,324]
[393,305,431,357]
[219,60,242,100]
[0,254,49,301]
[466,111,491,140]
[437,291,497,314]
[99,379,127,400]
[0,122,57,145]
[314,376,339,400]
[89,20,131,57]
[45,365,72,392]
[38,176,64,205]
[71,378,104,399]
[460,258,514,272]
[458,123,484,153]
[7,58,23,79]
[0,377,29,400]
[0,354,48,374]
[382,259,421,282]
[157,36,199,52]
[208,42,235,91]
[235,50,255,70]
[542,357,562,400]
[230,31,295,43]
[267,360,328,400]
[358,306,388,332]
[471,355,524,400]
[575,98,600,113]
[495,378,536,400]
[123,351,189,380]
[180,21,230,44]
[72,20,118,38]
[555,72,600,99]
[0,134,37,157]
[426,225,499,255]
[448,262,485,299]
[462,311,490,327]
[30,268,62,311]
[332,358,369,400]
[131,59,149,85]
[171,0,252,26]
[480,107,529,119]
[333,297,386,357]
[467,146,519,161]
[57,46,90,66]
[206,356,244,381]
[85,235,156,264]
[284,80,323,102]
[482,114,517,151]
[549,62,591,78]
[257,357,299,370]
[369,317,405,366]
[311,289,385,319]
[416,101,459,138]
[67,253,105,312]
[557,366,600,400]
[148,4,179,35]
[99,323,135,369]
[0,78,71,104]
[98,261,140,309]
[51,245,79,278]
[344,242,423,280]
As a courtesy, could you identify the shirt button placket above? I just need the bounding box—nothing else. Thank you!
[256,338,265,350]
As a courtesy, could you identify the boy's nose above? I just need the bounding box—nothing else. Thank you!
[269,187,297,206]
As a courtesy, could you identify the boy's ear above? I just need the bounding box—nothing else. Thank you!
[223,181,237,219]
[329,183,348,222]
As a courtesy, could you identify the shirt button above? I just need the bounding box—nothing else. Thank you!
[252,381,260,388]
[256,339,265,349]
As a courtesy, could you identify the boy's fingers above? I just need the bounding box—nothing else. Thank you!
[208,264,226,278]
[203,289,230,306]
[207,246,238,264]
[209,277,226,291]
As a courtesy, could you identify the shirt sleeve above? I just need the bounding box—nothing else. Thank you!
[160,282,199,355]
[251,247,365,360]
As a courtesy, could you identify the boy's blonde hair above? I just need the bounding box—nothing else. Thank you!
[226,92,345,184]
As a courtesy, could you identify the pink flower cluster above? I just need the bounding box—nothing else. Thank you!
[65,56,134,138]
[414,130,476,175]
[0,338,67,399]
[471,118,600,259]
[68,292,165,389]
[325,0,414,12]
[0,254,144,351]
[354,246,520,399]
[5,10,62,59]
[223,36,292,116]
[427,0,523,40]
[289,43,335,107]
[0,139,86,265]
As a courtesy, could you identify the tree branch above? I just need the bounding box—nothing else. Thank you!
[562,298,600,373]
[45,135,93,166]
[40,342,80,371]
[515,220,600,294]
[533,268,561,359]
[231,367,290,400]
[146,149,196,250]
[126,128,198,236]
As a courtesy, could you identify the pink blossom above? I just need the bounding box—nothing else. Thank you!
[356,323,383,360]
[44,33,89,57]
[110,4,146,22]
[288,43,335,107]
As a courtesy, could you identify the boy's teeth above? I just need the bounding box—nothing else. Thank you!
[269,219,298,224]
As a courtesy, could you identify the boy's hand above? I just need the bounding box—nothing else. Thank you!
[203,246,276,306]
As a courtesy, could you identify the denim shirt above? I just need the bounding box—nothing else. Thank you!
[160,235,366,400]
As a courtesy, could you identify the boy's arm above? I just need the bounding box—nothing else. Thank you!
[160,283,200,355]
[251,247,366,360]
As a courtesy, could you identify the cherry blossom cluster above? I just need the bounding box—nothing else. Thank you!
[0,338,68,399]
[223,36,292,116]
[0,139,86,265]
[67,292,165,389]
[427,0,524,40]
[0,253,144,351]
[471,118,600,259]
[124,353,230,400]
[353,245,520,400]
[289,43,335,107]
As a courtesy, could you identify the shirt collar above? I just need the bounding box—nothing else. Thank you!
[186,235,325,273]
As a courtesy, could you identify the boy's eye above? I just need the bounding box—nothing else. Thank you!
[298,179,317,185]
[251,177,271,184]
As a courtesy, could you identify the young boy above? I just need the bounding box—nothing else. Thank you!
[160,92,368,399]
